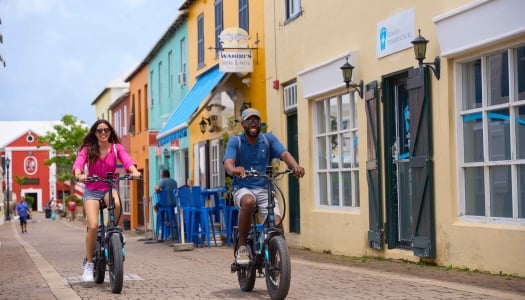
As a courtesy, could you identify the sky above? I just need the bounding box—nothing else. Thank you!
[0,0,183,125]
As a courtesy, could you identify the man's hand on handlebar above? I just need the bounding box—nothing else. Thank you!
[290,165,305,178]
[232,166,247,178]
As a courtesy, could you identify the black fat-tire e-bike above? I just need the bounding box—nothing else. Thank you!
[85,172,137,294]
[231,167,293,300]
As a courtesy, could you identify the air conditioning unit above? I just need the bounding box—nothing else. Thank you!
[177,72,186,86]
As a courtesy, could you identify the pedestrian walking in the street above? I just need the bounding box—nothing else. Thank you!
[72,119,141,283]
[49,198,57,220]
[223,108,305,265]
[15,198,31,233]
[68,199,77,222]
[57,202,64,219]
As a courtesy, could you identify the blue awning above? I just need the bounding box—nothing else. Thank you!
[157,66,226,146]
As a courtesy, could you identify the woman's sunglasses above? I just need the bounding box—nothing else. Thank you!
[96,128,111,134]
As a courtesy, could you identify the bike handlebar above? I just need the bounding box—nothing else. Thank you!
[84,173,142,184]
[244,168,294,179]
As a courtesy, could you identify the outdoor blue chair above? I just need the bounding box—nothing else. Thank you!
[155,190,178,241]
[189,186,217,248]
[178,186,193,243]
[224,203,239,247]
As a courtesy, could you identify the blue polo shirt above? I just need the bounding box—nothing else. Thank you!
[16,201,29,218]
[223,133,286,189]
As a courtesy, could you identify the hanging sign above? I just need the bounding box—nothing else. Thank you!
[219,27,253,73]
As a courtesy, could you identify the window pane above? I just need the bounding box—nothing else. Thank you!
[517,105,525,159]
[330,172,339,206]
[517,46,525,100]
[354,171,360,207]
[488,109,510,161]
[331,133,340,169]
[462,59,482,110]
[329,97,338,132]
[318,172,328,205]
[342,171,352,206]
[317,136,328,169]
[341,132,351,168]
[489,165,512,217]
[463,113,484,162]
[464,167,485,216]
[341,93,350,128]
[488,51,509,106]
[316,101,327,134]
[519,165,525,218]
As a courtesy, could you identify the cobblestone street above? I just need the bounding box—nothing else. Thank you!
[1,212,523,299]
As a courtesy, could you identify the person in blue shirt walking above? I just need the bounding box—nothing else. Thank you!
[223,108,305,265]
[16,198,31,234]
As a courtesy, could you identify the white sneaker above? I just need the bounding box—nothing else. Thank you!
[82,262,94,282]
[236,245,250,265]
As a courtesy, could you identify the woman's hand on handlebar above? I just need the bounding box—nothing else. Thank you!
[75,174,86,182]
[130,171,141,178]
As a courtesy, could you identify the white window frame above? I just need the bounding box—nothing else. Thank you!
[285,0,302,22]
[119,179,131,215]
[210,139,222,188]
[283,81,297,113]
[456,42,525,225]
[314,91,360,210]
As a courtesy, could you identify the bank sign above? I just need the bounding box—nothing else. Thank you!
[219,27,253,73]
[376,8,415,58]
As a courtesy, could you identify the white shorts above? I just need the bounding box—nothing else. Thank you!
[233,187,281,222]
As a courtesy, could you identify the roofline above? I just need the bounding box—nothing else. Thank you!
[125,10,188,82]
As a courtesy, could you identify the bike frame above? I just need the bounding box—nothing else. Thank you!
[249,166,288,262]
[98,172,122,242]
[86,172,134,293]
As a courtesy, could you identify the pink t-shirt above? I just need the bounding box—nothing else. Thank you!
[72,143,137,192]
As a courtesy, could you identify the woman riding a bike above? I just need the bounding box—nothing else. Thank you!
[223,108,305,265]
[72,119,141,283]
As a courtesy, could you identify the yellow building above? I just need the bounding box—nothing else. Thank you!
[264,0,525,276]
[161,0,268,189]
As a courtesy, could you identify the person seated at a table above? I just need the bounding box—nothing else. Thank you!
[155,169,178,212]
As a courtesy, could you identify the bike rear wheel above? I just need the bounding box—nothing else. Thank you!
[93,240,106,284]
[108,234,124,293]
[265,236,291,300]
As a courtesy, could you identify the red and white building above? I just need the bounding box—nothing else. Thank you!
[0,121,74,213]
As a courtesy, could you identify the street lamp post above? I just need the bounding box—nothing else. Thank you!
[5,157,10,221]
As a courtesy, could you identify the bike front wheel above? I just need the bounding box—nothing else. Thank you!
[237,261,256,292]
[108,234,124,293]
[265,236,291,300]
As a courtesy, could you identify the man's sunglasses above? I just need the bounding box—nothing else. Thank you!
[96,128,111,134]
[244,119,260,126]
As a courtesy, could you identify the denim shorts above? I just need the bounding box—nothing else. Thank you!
[83,188,107,202]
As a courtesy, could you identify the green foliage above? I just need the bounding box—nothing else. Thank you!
[38,114,89,196]
[14,175,27,194]
[65,194,82,206]
[24,195,34,208]
[38,115,88,174]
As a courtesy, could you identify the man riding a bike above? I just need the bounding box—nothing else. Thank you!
[223,108,305,265]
